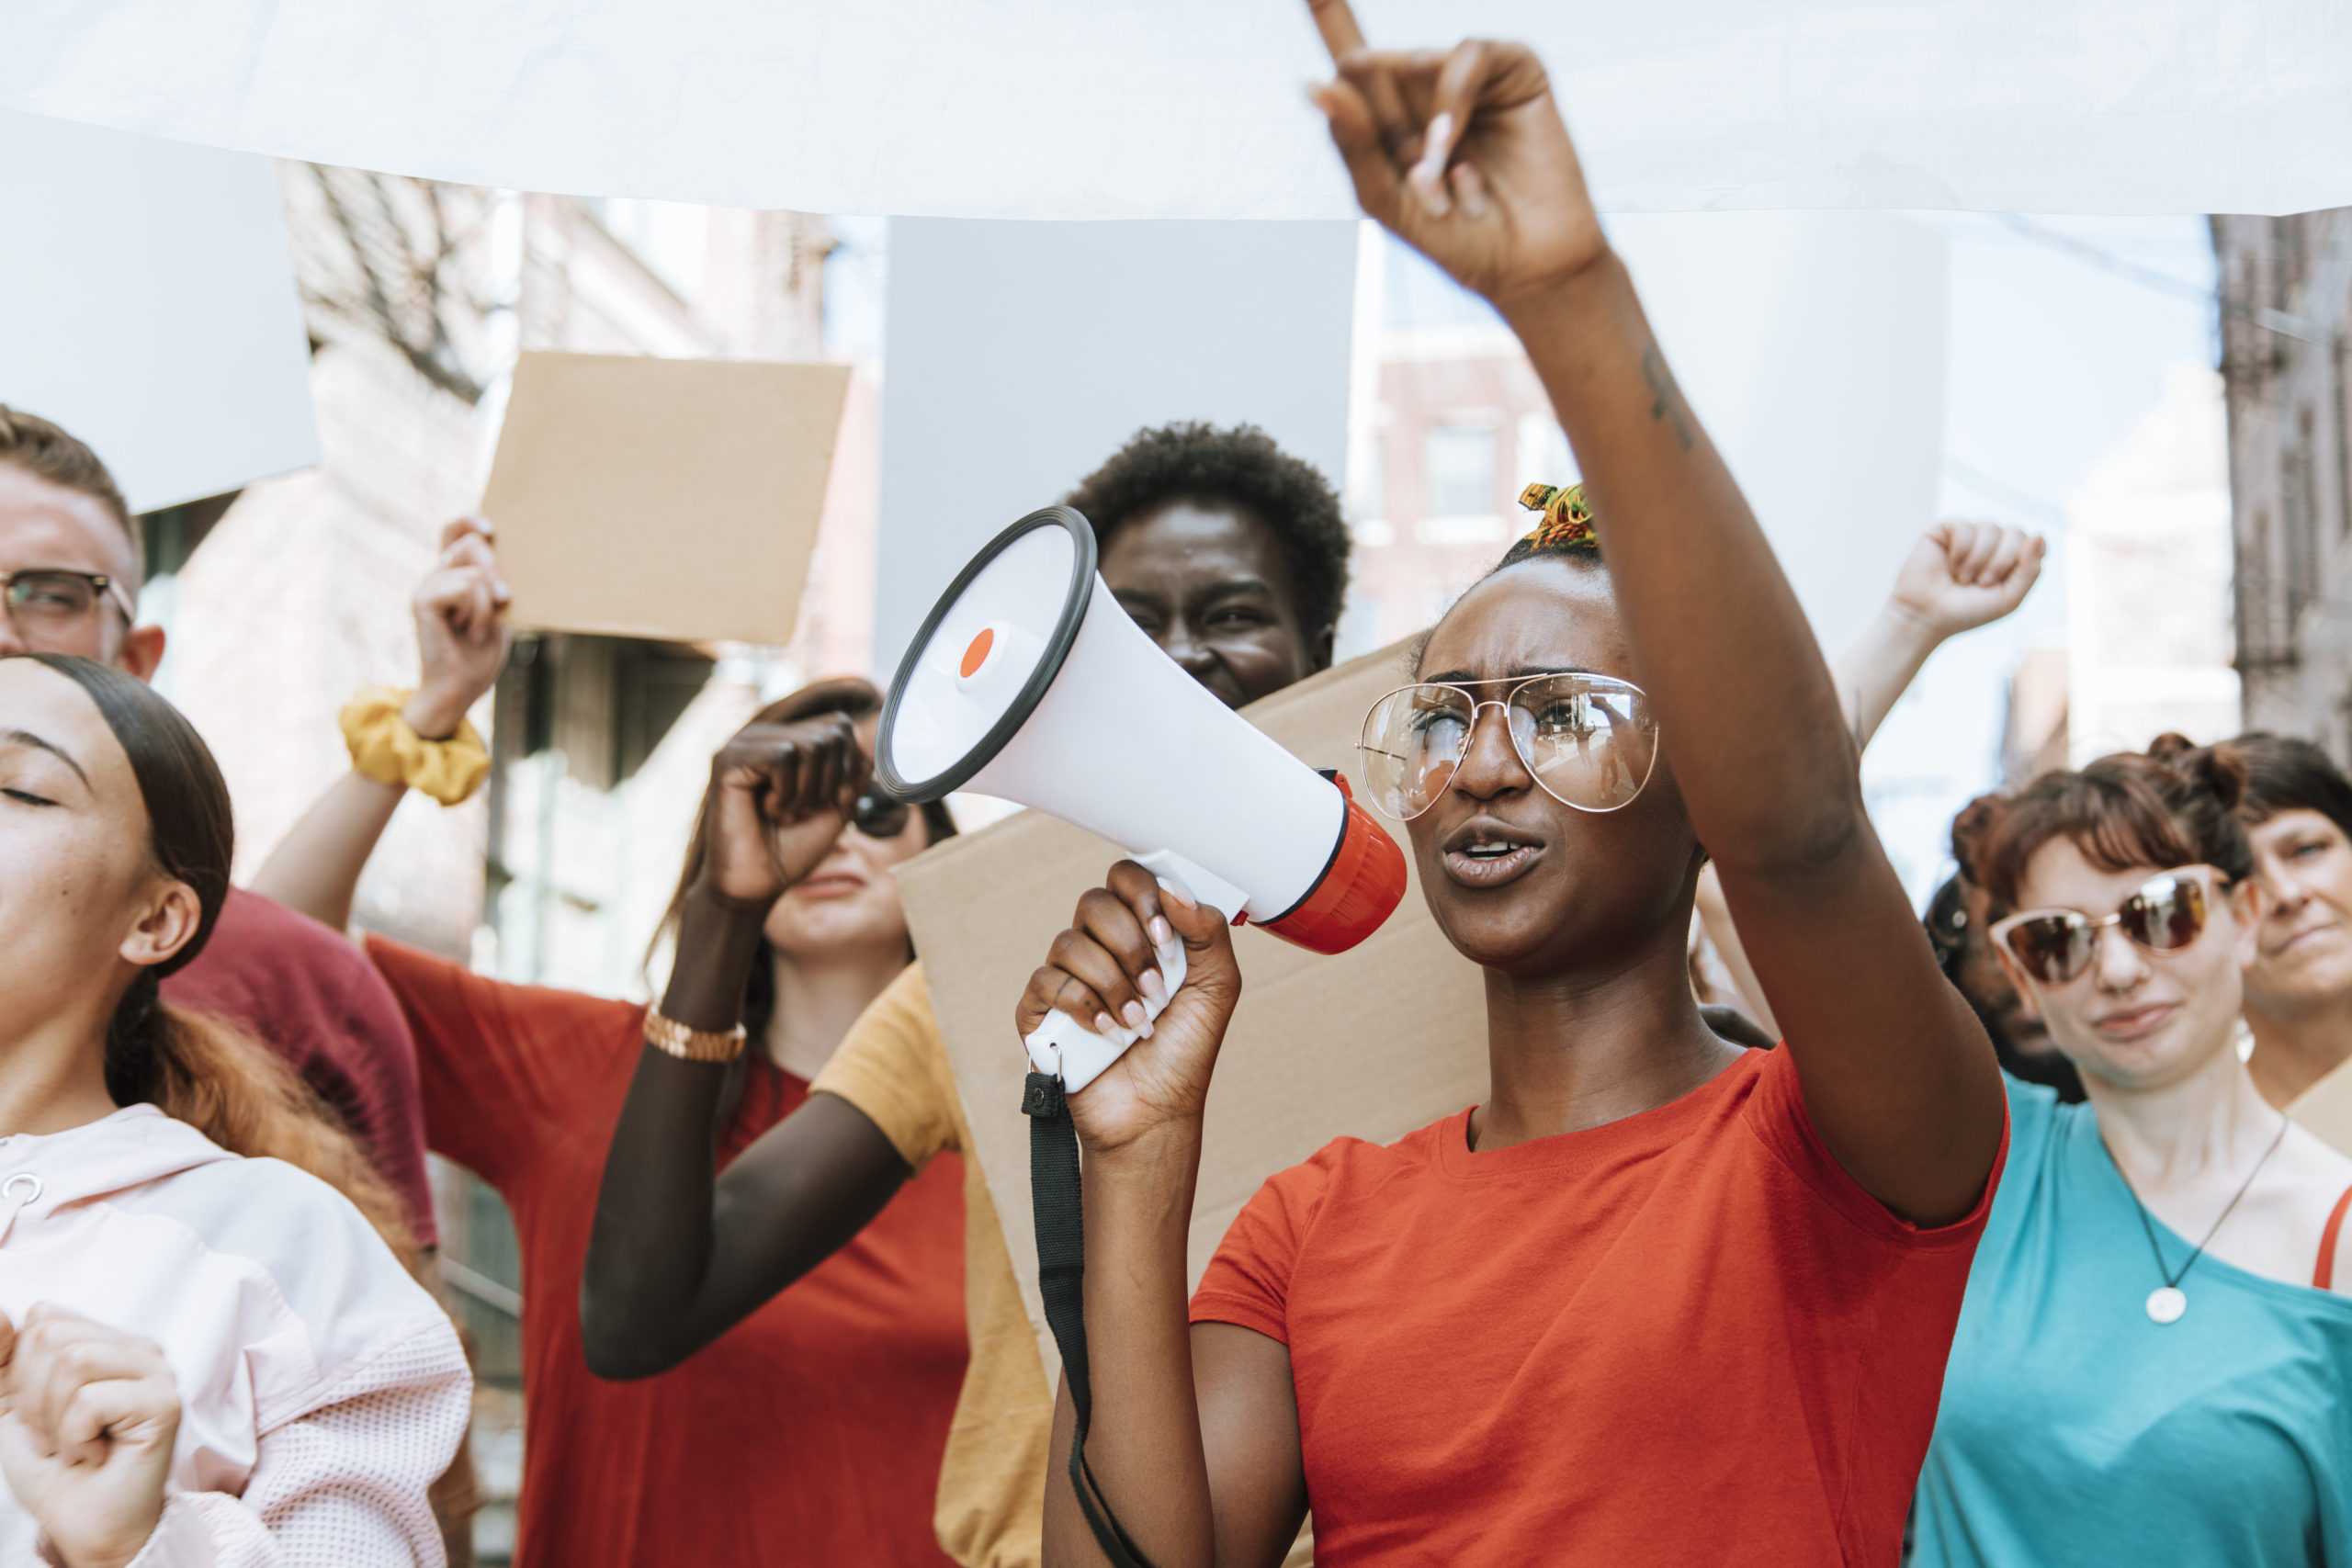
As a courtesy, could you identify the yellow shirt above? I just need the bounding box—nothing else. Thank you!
[812,962,1050,1568]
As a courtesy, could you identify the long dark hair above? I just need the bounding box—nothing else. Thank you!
[13,654,415,1265]
[650,676,956,1101]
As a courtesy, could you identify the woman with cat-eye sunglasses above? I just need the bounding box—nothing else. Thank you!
[1913,743,2352,1568]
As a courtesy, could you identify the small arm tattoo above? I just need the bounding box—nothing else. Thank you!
[1642,344,1695,451]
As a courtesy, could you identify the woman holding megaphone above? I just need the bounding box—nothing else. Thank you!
[1019,9,2007,1565]
[262,428,1363,1566]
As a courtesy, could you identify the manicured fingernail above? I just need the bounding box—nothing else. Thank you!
[1094,1013,1118,1036]
[1140,968,1167,1003]
[1150,917,1174,945]
[1159,881,1196,909]
[1140,1018,1154,1040]
[1122,1001,1148,1029]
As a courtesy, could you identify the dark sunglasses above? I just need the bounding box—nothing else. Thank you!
[848,791,912,841]
[1989,867,2220,985]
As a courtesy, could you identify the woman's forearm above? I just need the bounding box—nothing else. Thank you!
[581,889,913,1378]
[1499,254,1860,879]
[252,690,473,931]
[1044,1123,1216,1568]
[580,891,764,1377]
[1834,602,1942,751]
[1692,599,1942,1036]
[249,771,405,931]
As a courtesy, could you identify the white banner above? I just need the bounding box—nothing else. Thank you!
[0,110,317,513]
[2,1,2347,219]
[873,219,1359,671]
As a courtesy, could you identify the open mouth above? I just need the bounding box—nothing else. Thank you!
[1441,820,1546,889]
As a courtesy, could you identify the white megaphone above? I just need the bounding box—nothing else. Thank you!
[876,506,1408,1093]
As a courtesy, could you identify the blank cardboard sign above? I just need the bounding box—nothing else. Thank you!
[483,352,850,644]
[898,637,1490,1386]
[2290,1060,2352,1159]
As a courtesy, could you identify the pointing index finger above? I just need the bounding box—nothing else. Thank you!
[1306,0,1368,63]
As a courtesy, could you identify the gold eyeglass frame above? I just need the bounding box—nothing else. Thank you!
[1357,671,1662,821]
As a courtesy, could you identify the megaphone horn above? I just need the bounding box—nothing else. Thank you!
[876,506,1408,1090]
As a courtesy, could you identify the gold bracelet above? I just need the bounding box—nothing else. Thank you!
[643,1005,747,1064]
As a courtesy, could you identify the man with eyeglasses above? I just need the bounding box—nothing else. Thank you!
[0,420,162,675]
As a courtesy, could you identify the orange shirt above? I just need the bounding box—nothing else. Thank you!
[1192,1044,2001,1566]
[368,936,967,1568]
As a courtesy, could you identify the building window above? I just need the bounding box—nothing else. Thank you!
[1424,423,1498,519]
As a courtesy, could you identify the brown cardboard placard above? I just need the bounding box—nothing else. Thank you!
[898,637,1490,1386]
[482,352,851,644]
[2290,1055,2352,1158]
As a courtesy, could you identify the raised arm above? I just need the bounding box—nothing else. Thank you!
[1838,521,2044,747]
[579,716,912,1380]
[1697,520,2044,1033]
[1309,12,2003,1223]
[251,517,508,931]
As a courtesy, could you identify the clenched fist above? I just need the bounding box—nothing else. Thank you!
[0,1304,179,1568]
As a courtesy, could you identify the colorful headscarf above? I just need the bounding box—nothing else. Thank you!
[1498,481,1600,567]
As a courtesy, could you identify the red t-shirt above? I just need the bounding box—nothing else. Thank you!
[162,887,438,1247]
[367,935,967,1568]
[1191,1044,2003,1566]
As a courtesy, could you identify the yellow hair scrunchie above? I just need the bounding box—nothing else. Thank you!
[341,688,491,807]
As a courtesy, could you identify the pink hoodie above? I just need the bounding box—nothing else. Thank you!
[0,1104,469,1566]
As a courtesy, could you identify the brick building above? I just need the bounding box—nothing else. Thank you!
[1341,235,1573,655]
[2213,210,2352,743]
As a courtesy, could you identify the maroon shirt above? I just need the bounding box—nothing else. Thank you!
[162,887,439,1247]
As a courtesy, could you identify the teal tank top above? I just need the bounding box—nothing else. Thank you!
[1912,1077,2352,1566]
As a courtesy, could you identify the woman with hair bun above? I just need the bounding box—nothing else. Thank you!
[1913,735,2352,1567]
[0,652,467,1566]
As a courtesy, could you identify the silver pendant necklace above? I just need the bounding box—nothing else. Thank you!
[2121,1112,2289,1325]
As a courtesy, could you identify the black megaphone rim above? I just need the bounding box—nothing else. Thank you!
[873,505,1099,804]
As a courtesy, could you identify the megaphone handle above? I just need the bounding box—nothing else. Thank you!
[1021,931,1187,1093]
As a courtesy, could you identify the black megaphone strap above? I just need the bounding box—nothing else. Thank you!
[1023,1070,1160,1568]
